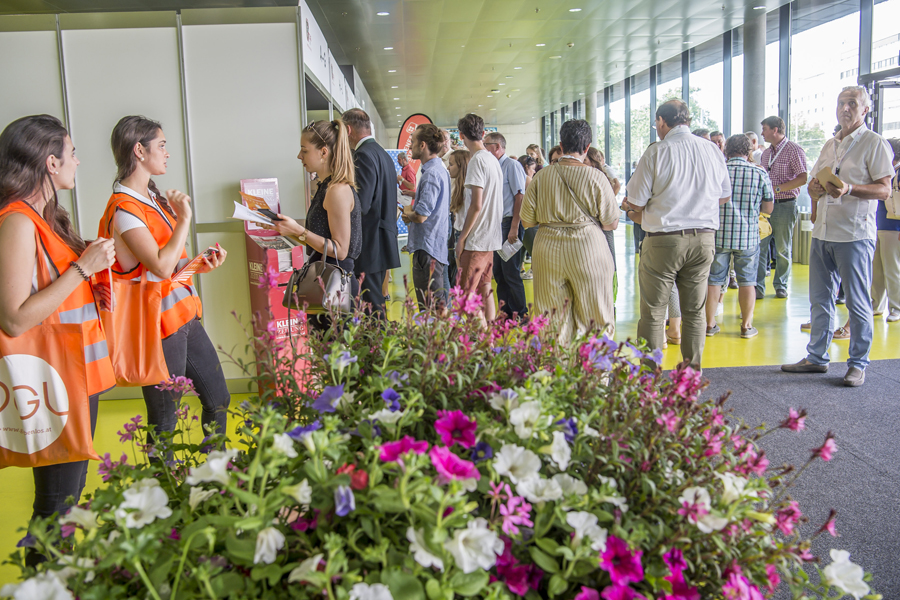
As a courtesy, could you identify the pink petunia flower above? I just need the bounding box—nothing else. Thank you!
[780,408,806,431]
[669,366,702,399]
[600,584,646,600]
[434,410,478,449]
[663,547,687,574]
[598,536,644,585]
[656,411,680,432]
[429,446,480,483]
[774,500,803,536]
[722,572,764,600]
[818,509,839,537]
[812,433,837,461]
[378,436,430,462]
[703,430,724,457]
[499,494,533,536]
[574,587,600,600]
[765,564,781,593]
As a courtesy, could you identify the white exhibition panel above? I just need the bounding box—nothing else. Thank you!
[0,30,74,218]
[299,0,330,95]
[182,22,305,224]
[328,49,345,112]
[61,27,189,238]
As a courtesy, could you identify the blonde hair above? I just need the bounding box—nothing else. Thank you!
[303,119,356,189]
[526,144,545,167]
[448,149,471,215]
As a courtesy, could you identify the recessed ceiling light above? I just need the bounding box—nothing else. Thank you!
[514,67,522,70]
[377,11,390,16]
[388,69,396,73]
[461,45,465,48]
[478,104,482,107]
[397,114,401,116]
[753,5,765,8]
[549,55,562,59]
[579,92,585,95]
[391,85,399,88]
[569,7,582,12]
[395,106,400,109]
[512,89,520,92]
[487,95,493,98]
[536,43,545,47]
[384,47,393,50]
[490,108,496,111]
[499,83,506,85]
[394,97,400,100]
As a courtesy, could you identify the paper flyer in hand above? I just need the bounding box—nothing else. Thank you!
[816,167,844,190]
[232,200,273,226]
[172,247,219,284]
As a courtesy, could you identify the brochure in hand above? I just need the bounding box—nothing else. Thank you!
[497,239,524,262]
[172,247,219,285]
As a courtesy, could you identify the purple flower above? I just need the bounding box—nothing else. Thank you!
[388,371,408,387]
[381,388,402,412]
[312,385,344,413]
[335,485,356,516]
[325,351,357,369]
[556,418,578,443]
[156,376,196,395]
[16,533,36,548]
[470,441,494,463]
[288,420,322,442]
[649,348,664,364]
[529,336,542,351]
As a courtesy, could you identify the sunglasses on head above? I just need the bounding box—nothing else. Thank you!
[304,121,327,145]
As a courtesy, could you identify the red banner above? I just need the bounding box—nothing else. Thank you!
[396,113,434,173]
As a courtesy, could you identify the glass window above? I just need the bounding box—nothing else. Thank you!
[789,0,860,168]
[731,31,745,136]
[658,55,683,108]
[631,69,652,161]
[690,36,724,133]
[596,93,606,153]
[872,0,900,73]
[764,10,780,118]
[882,87,900,139]
[608,82,626,181]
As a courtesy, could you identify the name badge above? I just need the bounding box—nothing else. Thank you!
[825,194,842,206]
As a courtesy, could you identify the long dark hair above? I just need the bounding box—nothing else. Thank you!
[110,115,176,218]
[0,115,86,254]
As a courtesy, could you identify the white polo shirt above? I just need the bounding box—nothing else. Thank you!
[625,125,732,233]
[811,124,895,242]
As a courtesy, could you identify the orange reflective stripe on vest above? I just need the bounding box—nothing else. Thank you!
[99,191,202,338]
[0,202,116,396]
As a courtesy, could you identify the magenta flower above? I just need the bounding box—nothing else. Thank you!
[257,265,280,290]
[601,584,646,600]
[663,575,700,600]
[669,366,702,399]
[656,411,680,432]
[434,410,478,449]
[703,430,724,457]
[97,452,129,482]
[677,500,708,524]
[818,509,838,537]
[499,494,533,536]
[812,433,837,461]
[155,375,196,395]
[780,407,806,431]
[522,314,549,337]
[663,547,687,574]
[379,436,429,462]
[722,572,764,600]
[765,564,781,593]
[429,446,480,483]
[598,536,644,585]
[168,528,181,541]
[774,500,803,535]
[488,481,510,503]
[574,587,600,600]
[61,523,76,538]
[458,334,474,354]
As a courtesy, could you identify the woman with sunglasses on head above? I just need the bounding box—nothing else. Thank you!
[0,115,116,560]
[270,120,361,331]
[99,115,230,441]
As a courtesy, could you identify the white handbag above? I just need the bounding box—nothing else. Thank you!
[887,176,900,220]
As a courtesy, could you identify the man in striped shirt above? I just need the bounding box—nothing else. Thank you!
[706,135,774,339]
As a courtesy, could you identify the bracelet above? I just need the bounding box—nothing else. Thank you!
[69,261,90,281]
[848,184,854,196]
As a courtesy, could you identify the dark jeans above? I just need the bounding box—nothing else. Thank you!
[446,230,460,292]
[356,269,386,318]
[31,394,99,522]
[412,250,447,310]
[142,318,230,437]
[493,218,528,319]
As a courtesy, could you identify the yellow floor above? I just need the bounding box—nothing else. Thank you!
[3,225,899,585]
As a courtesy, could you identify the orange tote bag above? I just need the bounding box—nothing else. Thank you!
[97,271,169,387]
[0,248,99,468]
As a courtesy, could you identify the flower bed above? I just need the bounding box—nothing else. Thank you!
[2,290,879,600]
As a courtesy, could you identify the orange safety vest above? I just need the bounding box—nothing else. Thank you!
[0,201,116,396]
[99,190,202,339]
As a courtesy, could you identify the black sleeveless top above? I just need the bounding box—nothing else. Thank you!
[306,176,362,270]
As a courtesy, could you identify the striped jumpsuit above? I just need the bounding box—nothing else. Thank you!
[520,162,621,343]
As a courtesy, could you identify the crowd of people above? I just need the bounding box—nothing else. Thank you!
[0,85,898,550]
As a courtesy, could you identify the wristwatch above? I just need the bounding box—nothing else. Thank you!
[775,185,781,193]
[298,228,308,244]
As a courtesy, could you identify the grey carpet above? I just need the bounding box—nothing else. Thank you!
[700,360,900,598]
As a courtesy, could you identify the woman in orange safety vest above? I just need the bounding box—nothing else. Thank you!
[0,115,117,563]
[99,115,230,442]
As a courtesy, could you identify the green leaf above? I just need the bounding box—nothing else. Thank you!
[426,579,443,600]
[360,517,377,540]
[225,532,257,565]
[548,574,569,597]
[535,537,559,555]
[251,563,284,586]
[528,547,560,574]
[209,572,245,597]
[450,570,489,597]
[381,568,426,600]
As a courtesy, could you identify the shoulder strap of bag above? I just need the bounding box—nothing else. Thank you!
[555,164,603,230]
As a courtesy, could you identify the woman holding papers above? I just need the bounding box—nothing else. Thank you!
[99,115,230,439]
[269,119,362,330]
[0,115,116,558]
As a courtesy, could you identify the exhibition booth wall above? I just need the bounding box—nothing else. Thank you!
[0,5,386,387]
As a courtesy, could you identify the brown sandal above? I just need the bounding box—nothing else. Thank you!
[833,326,851,340]
[666,332,681,345]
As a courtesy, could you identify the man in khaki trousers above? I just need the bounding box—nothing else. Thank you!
[624,100,732,369]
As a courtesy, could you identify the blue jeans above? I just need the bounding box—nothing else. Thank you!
[806,238,876,370]
[756,200,798,296]
[493,218,528,318]
[709,245,760,287]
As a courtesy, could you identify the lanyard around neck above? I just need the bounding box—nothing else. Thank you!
[767,139,787,169]
[834,131,862,175]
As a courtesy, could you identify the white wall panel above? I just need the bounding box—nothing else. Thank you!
[61,27,188,236]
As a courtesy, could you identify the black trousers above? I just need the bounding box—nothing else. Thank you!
[493,218,528,318]
[356,269,387,318]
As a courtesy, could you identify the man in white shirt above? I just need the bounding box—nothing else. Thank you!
[456,113,503,322]
[745,131,764,164]
[625,99,732,369]
[782,87,895,387]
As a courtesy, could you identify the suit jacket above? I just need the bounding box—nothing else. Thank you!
[353,138,401,274]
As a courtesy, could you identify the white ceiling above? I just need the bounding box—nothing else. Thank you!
[308,0,793,127]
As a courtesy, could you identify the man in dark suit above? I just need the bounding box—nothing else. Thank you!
[342,108,401,317]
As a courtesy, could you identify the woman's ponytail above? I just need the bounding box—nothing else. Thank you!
[330,119,357,190]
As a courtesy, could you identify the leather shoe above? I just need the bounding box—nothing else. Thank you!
[775,289,788,299]
[781,359,828,373]
[844,367,865,387]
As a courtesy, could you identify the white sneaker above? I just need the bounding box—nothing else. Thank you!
[521,269,533,280]
[715,302,723,317]
[888,309,900,323]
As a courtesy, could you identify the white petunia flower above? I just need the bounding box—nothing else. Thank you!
[189,487,218,511]
[348,583,395,600]
[56,555,95,584]
[283,479,312,506]
[443,518,504,574]
[100,531,121,548]
[509,401,542,439]
[552,474,588,496]
[186,449,240,486]
[114,478,172,529]
[288,553,324,583]
[823,549,870,600]
[493,444,542,484]
[549,431,571,471]
[602,495,629,513]
[565,511,608,552]
[489,389,519,412]
[583,425,600,438]
[678,486,727,533]
[717,472,755,504]
[59,506,98,531]
[369,408,404,424]
[516,477,563,503]
[0,572,73,600]
[254,527,286,565]
[597,475,618,490]
[407,527,444,571]
[272,433,298,458]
